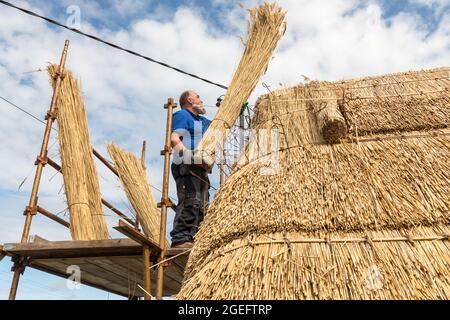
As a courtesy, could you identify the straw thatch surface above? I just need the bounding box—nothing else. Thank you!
[255,67,450,142]
[107,143,163,244]
[178,67,450,300]
[341,68,450,136]
[48,65,109,241]
[178,226,450,300]
[195,2,286,165]
[180,226,450,300]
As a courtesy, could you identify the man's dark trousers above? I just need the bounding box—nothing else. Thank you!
[170,163,210,246]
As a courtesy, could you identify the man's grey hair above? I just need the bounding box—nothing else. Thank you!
[179,91,191,109]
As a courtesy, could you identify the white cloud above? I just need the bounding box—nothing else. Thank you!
[0,0,240,247]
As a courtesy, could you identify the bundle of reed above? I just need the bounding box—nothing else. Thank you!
[195,2,286,166]
[48,65,109,240]
[344,90,450,137]
[107,143,164,245]
[178,67,450,300]
[304,81,348,144]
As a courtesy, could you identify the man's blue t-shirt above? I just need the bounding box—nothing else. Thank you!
[172,109,210,162]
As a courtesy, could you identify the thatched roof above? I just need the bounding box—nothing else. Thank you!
[178,67,450,300]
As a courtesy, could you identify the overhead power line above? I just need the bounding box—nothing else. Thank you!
[0,93,180,202]
[0,0,228,90]
[0,96,56,131]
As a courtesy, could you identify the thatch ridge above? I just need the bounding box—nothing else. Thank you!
[256,67,450,140]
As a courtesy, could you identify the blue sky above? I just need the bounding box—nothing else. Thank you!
[22,0,450,32]
[379,0,448,31]
[0,0,449,300]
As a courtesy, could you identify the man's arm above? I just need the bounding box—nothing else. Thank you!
[172,132,205,166]
[171,111,189,156]
[171,132,187,156]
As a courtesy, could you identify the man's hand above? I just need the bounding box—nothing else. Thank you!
[181,149,200,165]
[171,132,213,169]
[171,132,187,155]
[180,149,212,170]
[194,150,215,171]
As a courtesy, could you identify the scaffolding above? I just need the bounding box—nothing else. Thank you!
[2,41,189,300]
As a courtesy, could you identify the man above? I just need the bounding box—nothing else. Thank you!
[170,90,211,249]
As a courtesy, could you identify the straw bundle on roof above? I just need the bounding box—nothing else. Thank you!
[48,65,109,241]
[178,67,450,300]
[195,2,286,165]
[107,143,164,245]
[304,81,347,144]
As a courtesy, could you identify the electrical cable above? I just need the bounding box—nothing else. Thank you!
[0,0,228,90]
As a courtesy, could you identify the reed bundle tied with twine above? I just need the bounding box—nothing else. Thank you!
[48,65,109,241]
[195,2,286,166]
[107,143,164,245]
[178,67,450,300]
[304,81,348,144]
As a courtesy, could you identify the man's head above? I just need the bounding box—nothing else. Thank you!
[179,90,206,115]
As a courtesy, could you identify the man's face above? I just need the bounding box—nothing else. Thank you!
[188,91,203,107]
[188,91,206,115]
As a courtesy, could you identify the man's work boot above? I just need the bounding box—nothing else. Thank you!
[171,241,193,249]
